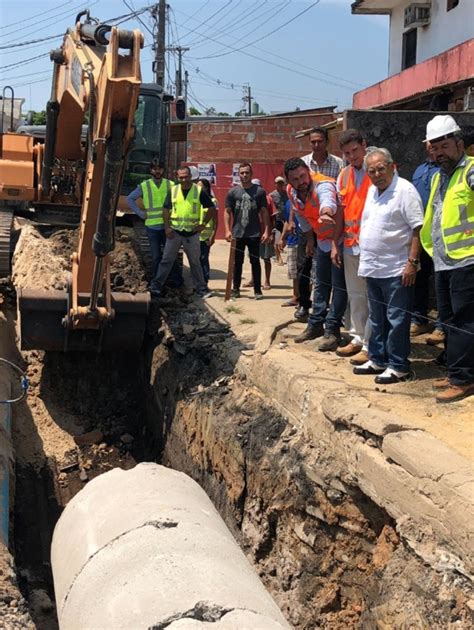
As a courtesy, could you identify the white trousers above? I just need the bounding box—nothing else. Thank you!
[343,250,371,349]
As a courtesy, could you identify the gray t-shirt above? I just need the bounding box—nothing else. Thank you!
[225,184,267,239]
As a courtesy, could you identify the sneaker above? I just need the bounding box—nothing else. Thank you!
[318,331,341,352]
[197,289,214,299]
[255,292,264,300]
[436,383,474,403]
[353,360,385,375]
[294,324,324,343]
[294,306,309,322]
[374,368,412,384]
[349,349,369,366]
[336,342,363,358]
[410,322,432,336]
[231,289,240,299]
[426,328,445,346]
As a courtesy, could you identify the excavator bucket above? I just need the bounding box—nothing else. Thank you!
[17,289,150,352]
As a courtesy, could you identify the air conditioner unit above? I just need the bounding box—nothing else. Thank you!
[404,3,431,28]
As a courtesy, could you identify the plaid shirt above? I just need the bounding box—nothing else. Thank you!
[301,152,343,180]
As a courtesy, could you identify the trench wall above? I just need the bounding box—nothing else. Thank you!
[143,324,474,629]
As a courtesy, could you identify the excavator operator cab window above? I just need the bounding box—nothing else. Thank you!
[122,89,167,194]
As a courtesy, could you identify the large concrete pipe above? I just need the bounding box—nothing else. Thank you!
[51,463,290,629]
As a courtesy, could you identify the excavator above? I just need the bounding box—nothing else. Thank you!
[0,11,168,352]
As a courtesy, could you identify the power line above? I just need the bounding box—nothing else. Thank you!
[194,1,321,60]
[0,52,50,72]
[178,0,234,45]
[0,0,77,31]
[0,34,62,51]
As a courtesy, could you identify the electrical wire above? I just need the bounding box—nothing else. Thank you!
[0,358,28,405]
[0,52,50,72]
[178,0,234,45]
[0,0,76,31]
[0,34,62,51]
[194,1,322,60]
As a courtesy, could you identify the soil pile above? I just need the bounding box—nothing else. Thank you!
[12,225,147,293]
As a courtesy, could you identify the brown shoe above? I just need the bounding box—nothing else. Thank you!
[350,349,369,366]
[410,322,432,336]
[426,328,445,346]
[436,383,474,403]
[336,342,363,358]
[432,377,451,390]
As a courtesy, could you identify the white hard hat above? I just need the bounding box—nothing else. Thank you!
[189,165,199,180]
[424,115,461,143]
[251,178,261,186]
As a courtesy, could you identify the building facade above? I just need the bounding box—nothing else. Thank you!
[351,0,474,109]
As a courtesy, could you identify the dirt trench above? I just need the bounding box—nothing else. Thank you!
[1,224,473,629]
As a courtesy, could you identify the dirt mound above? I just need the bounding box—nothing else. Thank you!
[12,224,147,293]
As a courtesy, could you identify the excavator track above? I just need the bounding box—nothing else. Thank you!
[0,205,14,278]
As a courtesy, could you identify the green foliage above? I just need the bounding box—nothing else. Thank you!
[30,110,46,125]
[189,106,201,116]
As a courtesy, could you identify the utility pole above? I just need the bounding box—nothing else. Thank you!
[184,70,189,109]
[151,0,166,87]
[167,46,190,96]
[242,84,252,116]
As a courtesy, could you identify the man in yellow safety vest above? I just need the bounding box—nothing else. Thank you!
[126,157,182,288]
[420,115,474,403]
[150,165,216,299]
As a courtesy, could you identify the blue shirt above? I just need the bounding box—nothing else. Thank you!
[126,182,163,231]
[283,200,299,247]
[412,160,440,210]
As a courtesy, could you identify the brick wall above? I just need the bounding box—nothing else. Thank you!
[186,111,337,163]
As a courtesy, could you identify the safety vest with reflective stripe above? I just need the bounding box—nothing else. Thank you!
[140,178,172,227]
[199,196,217,242]
[170,183,202,232]
[421,156,474,260]
[338,165,371,247]
[287,172,336,240]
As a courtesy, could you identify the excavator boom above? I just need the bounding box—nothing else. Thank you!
[12,12,150,351]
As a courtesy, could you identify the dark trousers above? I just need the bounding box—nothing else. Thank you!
[435,265,474,386]
[147,227,183,288]
[200,240,210,286]
[234,237,261,293]
[366,276,414,373]
[412,249,433,324]
[308,245,347,333]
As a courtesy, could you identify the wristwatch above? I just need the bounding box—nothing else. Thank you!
[408,258,420,268]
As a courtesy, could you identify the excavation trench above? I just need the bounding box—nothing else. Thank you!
[1,225,473,629]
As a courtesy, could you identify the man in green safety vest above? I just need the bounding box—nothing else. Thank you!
[126,157,183,288]
[420,115,474,403]
[150,165,216,298]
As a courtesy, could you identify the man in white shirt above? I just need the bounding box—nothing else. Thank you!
[354,148,424,384]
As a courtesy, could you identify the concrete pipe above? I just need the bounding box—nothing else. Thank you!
[51,463,290,629]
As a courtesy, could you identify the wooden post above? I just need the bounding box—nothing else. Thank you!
[224,239,236,301]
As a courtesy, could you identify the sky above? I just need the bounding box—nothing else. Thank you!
[0,0,389,116]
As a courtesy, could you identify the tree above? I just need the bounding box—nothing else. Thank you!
[29,110,47,124]
[189,106,201,116]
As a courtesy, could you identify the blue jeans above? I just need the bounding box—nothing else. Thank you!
[200,241,210,286]
[366,276,414,373]
[146,227,183,288]
[308,245,347,333]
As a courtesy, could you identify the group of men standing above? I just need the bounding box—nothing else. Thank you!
[280,116,473,403]
[127,113,473,405]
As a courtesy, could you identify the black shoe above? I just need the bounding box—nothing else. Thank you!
[318,331,341,352]
[294,306,309,322]
[353,360,385,375]
[374,368,412,384]
[294,324,324,343]
[231,289,240,299]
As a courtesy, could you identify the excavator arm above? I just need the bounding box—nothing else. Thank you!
[18,12,150,352]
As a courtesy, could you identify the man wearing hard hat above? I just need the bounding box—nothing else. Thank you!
[420,115,474,403]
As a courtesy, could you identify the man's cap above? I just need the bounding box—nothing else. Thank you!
[425,115,461,143]
[251,178,262,186]
[275,176,285,183]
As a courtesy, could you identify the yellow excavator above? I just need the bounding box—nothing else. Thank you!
[0,11,167,352]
